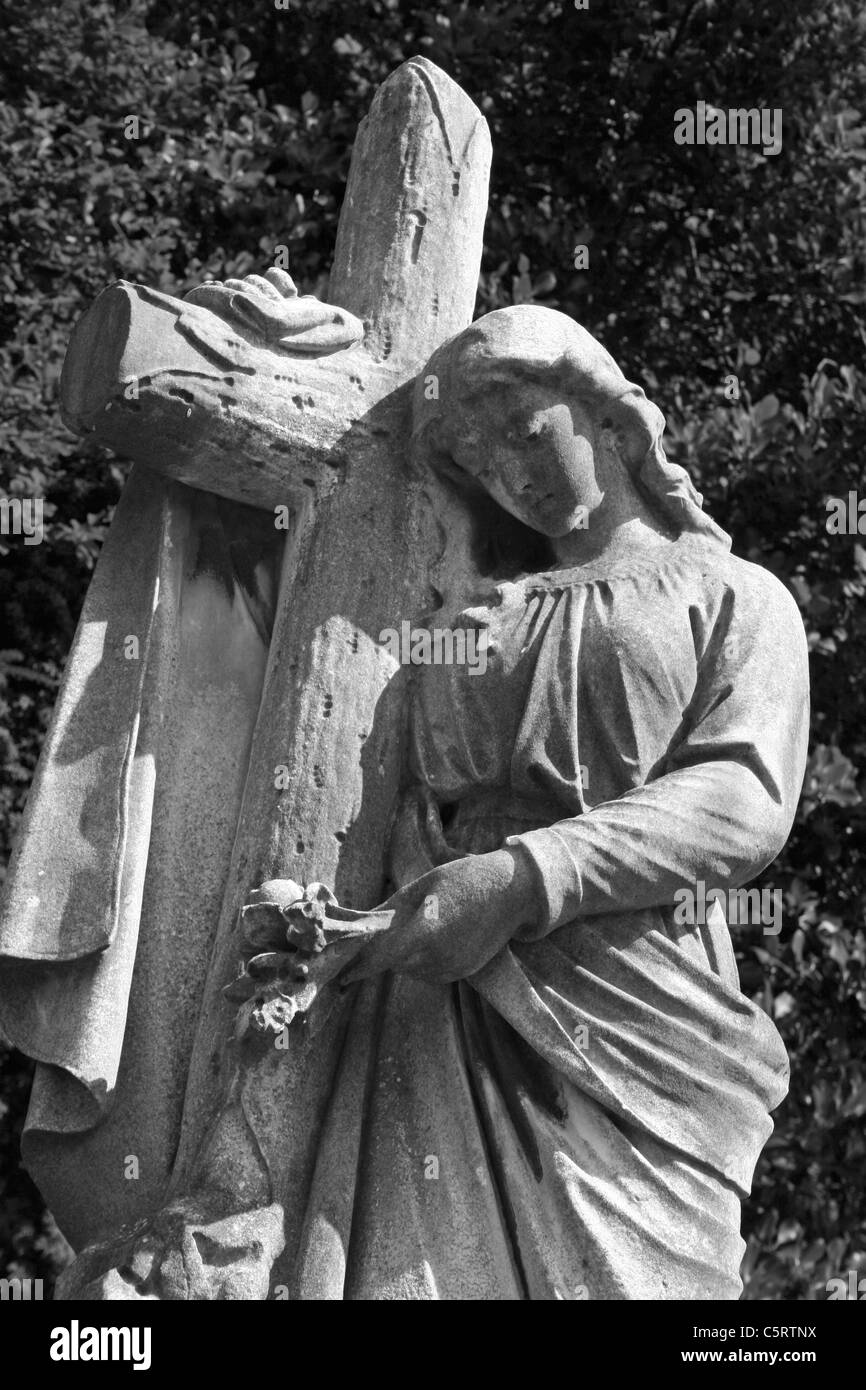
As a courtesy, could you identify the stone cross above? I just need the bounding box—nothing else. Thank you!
[52,57,491,1296]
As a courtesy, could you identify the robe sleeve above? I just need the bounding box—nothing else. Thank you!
[506,563,810,936]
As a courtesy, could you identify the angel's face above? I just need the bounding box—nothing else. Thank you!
[450,383,603,538]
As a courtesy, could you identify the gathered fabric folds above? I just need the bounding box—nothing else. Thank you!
[283,794,787,1301]
[285,536,804,1299]
[0,467,283,1247]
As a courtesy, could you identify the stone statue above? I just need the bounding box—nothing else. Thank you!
[0,58,809,1301]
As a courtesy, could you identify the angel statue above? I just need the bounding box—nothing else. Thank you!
[2,292,809,1302]
[297,303,810,1299]
[199,304,808,1300]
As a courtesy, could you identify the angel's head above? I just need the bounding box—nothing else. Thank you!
[412,305,727,554]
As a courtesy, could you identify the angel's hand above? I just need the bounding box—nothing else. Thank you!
[183,268,364,353]
[342,849,540,986]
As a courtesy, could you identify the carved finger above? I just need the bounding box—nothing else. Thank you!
[222,292,288,339]
[264,267,298,297]
[182,282,233,312]
[237,273,287,301]
[185,284,283,340]
[221,277,274,295]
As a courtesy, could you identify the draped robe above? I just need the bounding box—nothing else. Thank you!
[286,529,808,1298]
[1,514,808,1298]
[0,469,283,1248]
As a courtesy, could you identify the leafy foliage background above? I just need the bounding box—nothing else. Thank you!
[1,0,865,1299]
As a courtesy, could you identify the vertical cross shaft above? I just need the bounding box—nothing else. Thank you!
[170,57,491,1196]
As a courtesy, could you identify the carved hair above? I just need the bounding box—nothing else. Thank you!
[412,305,730,550]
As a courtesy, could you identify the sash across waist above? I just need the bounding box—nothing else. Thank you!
[441,789,570,855]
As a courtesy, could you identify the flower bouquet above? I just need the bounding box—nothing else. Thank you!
[224,879,392,1045]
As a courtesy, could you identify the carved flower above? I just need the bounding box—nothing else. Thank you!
[225,881,393,1046]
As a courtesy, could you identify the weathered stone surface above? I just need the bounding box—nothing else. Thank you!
[60,274,369,511]
[0,55,492,1291]
[0,57,809,1302]
[55,1201,286,1301]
